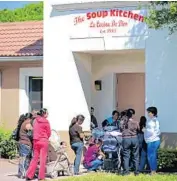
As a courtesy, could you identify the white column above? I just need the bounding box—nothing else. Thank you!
[146,29,177,133]
[44,4,90,131]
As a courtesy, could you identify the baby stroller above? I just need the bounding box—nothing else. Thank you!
[46,130,73,179]
[92,126,122,173]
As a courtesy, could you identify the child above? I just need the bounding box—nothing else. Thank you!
[60,141,67,149]
[59,141,70,176]
[83,138,104,172]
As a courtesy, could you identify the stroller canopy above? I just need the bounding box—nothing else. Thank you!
[49,129,61,151]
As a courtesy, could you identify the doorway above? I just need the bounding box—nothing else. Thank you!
[116,73,145,121]
[29,76,43,111]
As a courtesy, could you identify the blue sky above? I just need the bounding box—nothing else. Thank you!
[0,1,40,10]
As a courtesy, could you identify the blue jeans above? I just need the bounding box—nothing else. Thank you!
[122,137,139,174]
[84,159,103,171]
[147,140,160,171]
[139,147,148,171]
[18,144,32,178]
[71,142,84,174]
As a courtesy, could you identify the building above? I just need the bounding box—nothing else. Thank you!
[44,1,177,148]
[0,21,43,128]
[0,1,176,149]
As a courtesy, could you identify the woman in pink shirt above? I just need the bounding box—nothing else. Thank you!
[26,108,51,181]
[83,138,104,172]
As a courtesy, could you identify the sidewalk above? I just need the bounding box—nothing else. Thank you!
[0,159,20,181]
[0,159,87,181]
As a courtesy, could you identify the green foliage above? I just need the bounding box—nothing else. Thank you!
[57,173,177,181]
[0,2,43,22]
[158,149,177,170]
[145,2,177,34]
[0,128,17,159]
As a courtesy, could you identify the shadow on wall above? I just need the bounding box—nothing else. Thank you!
[73,52,92,112]
[123,8,148,48]
[145,30,177,133]
[125,8,177,135]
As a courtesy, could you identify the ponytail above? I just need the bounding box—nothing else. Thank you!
[16,114,26,140]
[38,108,48,117]
[122,109,135,129]
[69,114,85,128]
[122,116,129,129]
[69,117,77,128]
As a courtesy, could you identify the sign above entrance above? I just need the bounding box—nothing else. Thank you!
[74,10,144,25]
[70,9,146,38]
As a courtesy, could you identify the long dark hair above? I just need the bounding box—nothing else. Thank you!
[69,114,85,128]
[17,114,26,129]
[139,116,147,131]
[38,108,48,117]
[123,109,135,129]
[69,117,77,128]
[16,113,33,140]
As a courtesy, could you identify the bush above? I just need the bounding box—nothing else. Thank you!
[0,128,17,159]
[158,148,177,171]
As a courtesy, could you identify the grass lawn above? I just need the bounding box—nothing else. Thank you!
[55,173,177,181]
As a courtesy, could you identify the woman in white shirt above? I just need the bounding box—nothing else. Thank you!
[144,107,160,175]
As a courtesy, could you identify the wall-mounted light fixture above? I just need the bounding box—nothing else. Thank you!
[95,80,102,91]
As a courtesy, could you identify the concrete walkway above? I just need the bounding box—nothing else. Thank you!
[0,159,21,181]
[0,159,86,181]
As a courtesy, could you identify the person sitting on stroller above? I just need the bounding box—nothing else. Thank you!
[102,110,120,129]
[83,138,105,172]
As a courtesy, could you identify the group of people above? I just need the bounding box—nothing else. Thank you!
[14,108,51,180]
[69,106,161,176]
[14,105,160,180]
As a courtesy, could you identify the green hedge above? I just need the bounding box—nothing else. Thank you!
[0,128,17,159]
[158,149,177,171]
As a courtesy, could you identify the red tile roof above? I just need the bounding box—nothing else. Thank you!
[0,21,43,57]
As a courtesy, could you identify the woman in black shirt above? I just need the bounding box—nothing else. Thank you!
[69,115,85,175]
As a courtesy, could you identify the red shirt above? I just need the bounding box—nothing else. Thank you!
[33,116,51,141]
[83,144,99,166]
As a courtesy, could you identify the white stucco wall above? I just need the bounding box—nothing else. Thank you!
[73,53,92,111]
[92,51,145,125]
[19,67,43,115]
[44,7,91,131]
[145,30,177,133]
[45,1,177,133]
[92,73,116,126]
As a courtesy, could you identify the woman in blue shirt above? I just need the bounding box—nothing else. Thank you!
[102,110,119,129]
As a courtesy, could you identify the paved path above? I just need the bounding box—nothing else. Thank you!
[0,159,86,181]
[0,159,20,181]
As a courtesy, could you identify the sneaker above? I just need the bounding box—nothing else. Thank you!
[122,172,130,176]
[134,172,139,176]
[26,178,32,181]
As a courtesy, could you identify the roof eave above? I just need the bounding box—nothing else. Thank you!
[52,1,149,11]
[0,56,43,62]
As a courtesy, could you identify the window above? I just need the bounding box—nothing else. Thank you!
[29,76,43,111]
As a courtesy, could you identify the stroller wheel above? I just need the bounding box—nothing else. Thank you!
[50,171,58,179]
